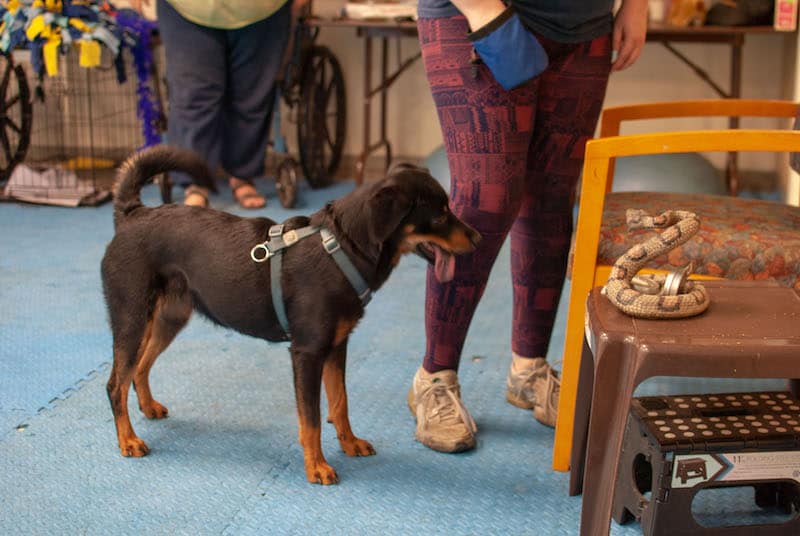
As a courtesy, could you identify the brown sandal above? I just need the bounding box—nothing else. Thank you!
[230,178,266,209]
[184,185,209,208]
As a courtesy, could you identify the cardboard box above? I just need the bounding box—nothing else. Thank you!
[775,0,798,31]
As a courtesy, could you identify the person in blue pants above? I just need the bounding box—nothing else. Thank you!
[132,0,300,208]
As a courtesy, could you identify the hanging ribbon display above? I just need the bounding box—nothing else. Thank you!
[0,0,163,147]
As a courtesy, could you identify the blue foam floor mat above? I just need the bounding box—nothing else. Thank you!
[0,178,788,535]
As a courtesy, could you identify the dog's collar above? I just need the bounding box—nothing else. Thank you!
[250,224,372,337]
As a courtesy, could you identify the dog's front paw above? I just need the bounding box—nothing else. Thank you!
[341,437,376,457]
[119,437,150,457]
[140,400,169,419]
[306,461,339,485]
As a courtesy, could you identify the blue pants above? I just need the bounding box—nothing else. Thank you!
[156,0,291,186]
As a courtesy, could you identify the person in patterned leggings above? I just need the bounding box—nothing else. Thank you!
[408,0,649,452]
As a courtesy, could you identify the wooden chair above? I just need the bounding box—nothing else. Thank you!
[599,99,800,196]
[551,111,800,474]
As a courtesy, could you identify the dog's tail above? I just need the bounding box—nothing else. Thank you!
[113,145,217,219]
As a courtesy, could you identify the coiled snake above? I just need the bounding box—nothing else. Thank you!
[602,209,710,319]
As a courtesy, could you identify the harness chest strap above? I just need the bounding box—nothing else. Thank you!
[319,228,372,305]
[250,225,373,337]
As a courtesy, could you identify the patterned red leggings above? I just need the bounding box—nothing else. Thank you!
[419,16,612,372]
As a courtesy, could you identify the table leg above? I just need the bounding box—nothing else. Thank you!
[355,33,414,183]
[380,37,392,171]
[356,35,373,184]
[725,36,743,195]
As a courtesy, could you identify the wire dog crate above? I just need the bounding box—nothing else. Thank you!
[1,45,164,206]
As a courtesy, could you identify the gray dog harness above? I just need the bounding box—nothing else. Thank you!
[250,224,372,338]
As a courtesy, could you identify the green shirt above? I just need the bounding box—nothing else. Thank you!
[166,0,289,29]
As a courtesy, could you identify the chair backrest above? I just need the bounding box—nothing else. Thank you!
[598,99,800,194]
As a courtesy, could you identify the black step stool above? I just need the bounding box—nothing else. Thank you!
[613,391,800,535]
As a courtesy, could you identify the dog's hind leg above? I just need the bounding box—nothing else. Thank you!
[106,296,153,457]
[291,347,338,484]
[133,289,191,419]
[322,339,375,457]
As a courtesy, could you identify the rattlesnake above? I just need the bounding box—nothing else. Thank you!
[601,209,710,319]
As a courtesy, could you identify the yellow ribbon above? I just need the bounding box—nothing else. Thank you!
[43,33,62,76]
[69,18,92,34]
[70,19,102,67]
[25,15,66,76]
[45,0,63,12]
[79,39,101,68]
[25,14,46,41]
[22,5,104,76]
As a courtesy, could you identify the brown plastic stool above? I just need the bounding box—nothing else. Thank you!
[568,280,800,535]
[612,392,800,535]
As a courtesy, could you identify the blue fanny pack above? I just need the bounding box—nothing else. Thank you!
[468,7,548,90]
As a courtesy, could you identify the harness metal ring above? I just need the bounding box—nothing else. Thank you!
[250,243,272,263]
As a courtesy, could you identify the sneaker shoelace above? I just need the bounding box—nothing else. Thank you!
[513,366,542,392]
[417,381,477,434]
[510,358,555,397]
[541,368,561,412]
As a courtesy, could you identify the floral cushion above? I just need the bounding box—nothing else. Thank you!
[598,191,800,291]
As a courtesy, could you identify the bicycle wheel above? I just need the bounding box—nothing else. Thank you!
[296,45,346,189]
[157,172,173,204]
[0,54,32,182]
[276,157,299,208]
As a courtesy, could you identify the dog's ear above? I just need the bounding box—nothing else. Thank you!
[367,184,411,244]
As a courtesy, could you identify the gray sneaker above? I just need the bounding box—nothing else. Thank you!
[407,367,477,453]
[506,356,560,428]
[532,366,560,428]
[506,356,544,410]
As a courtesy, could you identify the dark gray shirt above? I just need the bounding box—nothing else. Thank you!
[417,0,614,43]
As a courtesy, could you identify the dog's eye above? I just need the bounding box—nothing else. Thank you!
[432,215,447,226]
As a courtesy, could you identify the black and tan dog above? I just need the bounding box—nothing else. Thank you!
[101,146,480,484]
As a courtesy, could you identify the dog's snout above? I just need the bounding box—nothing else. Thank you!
[467,227,481,248]
[455,219,480,250]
